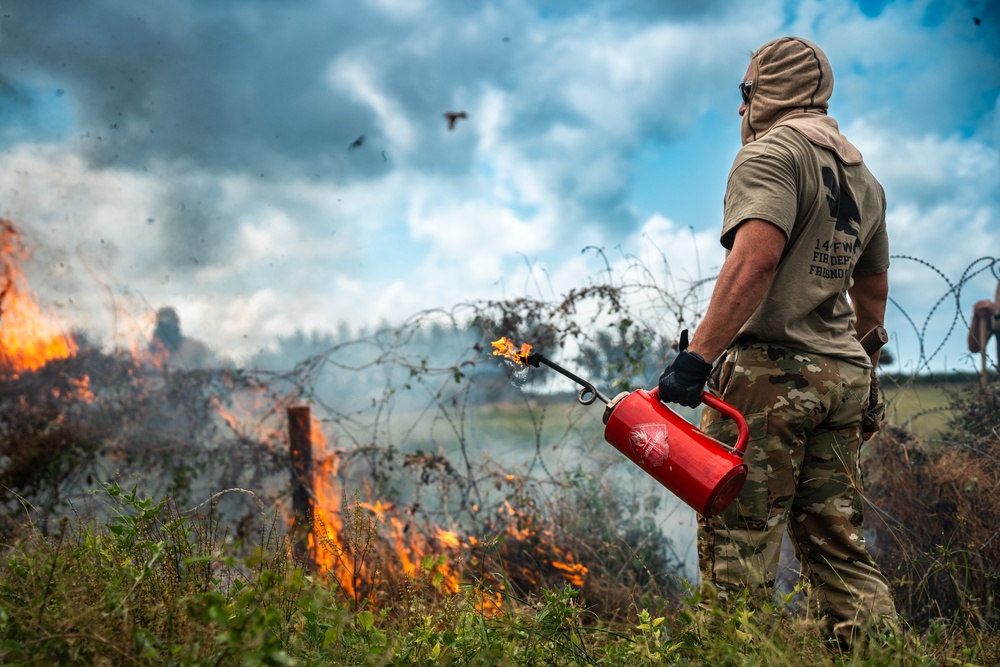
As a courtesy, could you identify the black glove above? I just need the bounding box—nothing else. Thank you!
[658,332,713,408]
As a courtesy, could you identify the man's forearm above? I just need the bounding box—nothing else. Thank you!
[849,270,889,364]
[689,261,774,362]
[849,271,889,337]
[688,219,785,362]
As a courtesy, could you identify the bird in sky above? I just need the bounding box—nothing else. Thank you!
[444,111,468,130]
[348,134,365,150]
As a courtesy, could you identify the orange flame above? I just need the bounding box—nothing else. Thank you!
[50,375,96,404]
[309,431,357,597]
[0,220,77,374]
[310,442,465,599]
[212,394,589,609]
[551,559,589,587]
[208,400,478,611]
[491,336,532,366]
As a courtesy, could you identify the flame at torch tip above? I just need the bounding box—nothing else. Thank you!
[490,336,532,366]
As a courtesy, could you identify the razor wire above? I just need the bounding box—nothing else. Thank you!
[231,253,999,544]
[888,254,999,378]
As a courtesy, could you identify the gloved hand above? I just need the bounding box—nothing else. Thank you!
[658,331,713,408]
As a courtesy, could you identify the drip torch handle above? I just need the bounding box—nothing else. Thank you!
[650,387,750,455]
[528,353,612,405]
[699,392,750,455]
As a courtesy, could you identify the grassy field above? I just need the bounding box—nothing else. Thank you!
[2,472,994,666]
[879,378,974,439]
[374,380,969,475]
[476,379,974,447]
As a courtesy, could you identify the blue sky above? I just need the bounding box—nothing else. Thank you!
[0,0,997,376]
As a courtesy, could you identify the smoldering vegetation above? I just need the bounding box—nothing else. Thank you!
[0,282,691,621]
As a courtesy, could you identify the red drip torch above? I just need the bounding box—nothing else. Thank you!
[526,352,749,517]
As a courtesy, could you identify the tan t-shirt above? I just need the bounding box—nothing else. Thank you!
[722,125,889,366]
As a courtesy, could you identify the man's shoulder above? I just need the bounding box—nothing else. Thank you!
[732,126,809,167]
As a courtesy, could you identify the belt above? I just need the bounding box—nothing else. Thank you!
[733,334,768,348]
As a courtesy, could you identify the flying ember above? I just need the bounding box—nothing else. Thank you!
[490,336,532,366]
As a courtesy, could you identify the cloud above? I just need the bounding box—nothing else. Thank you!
[329,57,418,155]
[0,0,998,371]
[849,119,1000,269]
[0,0,767,237]
[837,105,999,370]
[806,0,1000,134]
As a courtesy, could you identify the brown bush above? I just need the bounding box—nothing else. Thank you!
[864,382,1000,630]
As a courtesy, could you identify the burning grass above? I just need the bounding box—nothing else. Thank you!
[289,443,686,621]
[0,340,292,540]
[1,480,992,666]
[0,321,682,632]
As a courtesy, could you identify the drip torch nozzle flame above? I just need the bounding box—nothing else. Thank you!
[491,336,533,366]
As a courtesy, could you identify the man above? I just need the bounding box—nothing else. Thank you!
[657,37,897,646]
[967,296,999,355]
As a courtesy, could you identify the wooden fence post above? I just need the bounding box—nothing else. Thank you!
[287,405,315,571]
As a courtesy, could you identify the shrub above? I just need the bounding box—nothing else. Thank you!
[864,381,1000,633]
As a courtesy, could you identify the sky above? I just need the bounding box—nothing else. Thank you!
[0,0,998,376]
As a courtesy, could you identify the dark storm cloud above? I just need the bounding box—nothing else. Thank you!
[0,0,572,178]
[0,0,387,175]
[0,0,751,256]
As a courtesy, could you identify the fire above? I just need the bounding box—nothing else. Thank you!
[495,499,589,589]
[305,416,465,601]
[551,559,589,588]
[213,384,592,613]
[0,220,77,374]
[50,375,96,403]
[209,388,288,452]
[309,435,356,597]
[435,526,462,549]
[491,336,532,366]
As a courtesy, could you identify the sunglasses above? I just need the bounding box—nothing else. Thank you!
[739,80,753,105]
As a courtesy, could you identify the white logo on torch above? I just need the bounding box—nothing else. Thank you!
[628,423,669,468]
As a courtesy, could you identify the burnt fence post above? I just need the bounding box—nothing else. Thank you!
[287,405,315,571]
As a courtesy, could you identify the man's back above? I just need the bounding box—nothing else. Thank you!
[723,126,889,363]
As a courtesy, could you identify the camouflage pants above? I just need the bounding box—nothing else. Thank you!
[697,339,896,640]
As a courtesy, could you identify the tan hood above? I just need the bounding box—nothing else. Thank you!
[741,36,862,165]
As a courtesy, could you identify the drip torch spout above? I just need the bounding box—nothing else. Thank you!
[525,352,612,406]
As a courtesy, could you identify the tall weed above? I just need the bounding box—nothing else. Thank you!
[864,381,1000,636]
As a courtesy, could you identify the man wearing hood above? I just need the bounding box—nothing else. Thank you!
[657,37,897,646]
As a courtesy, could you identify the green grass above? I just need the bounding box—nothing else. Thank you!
[881,380,968,439]
[2,484,993,667]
